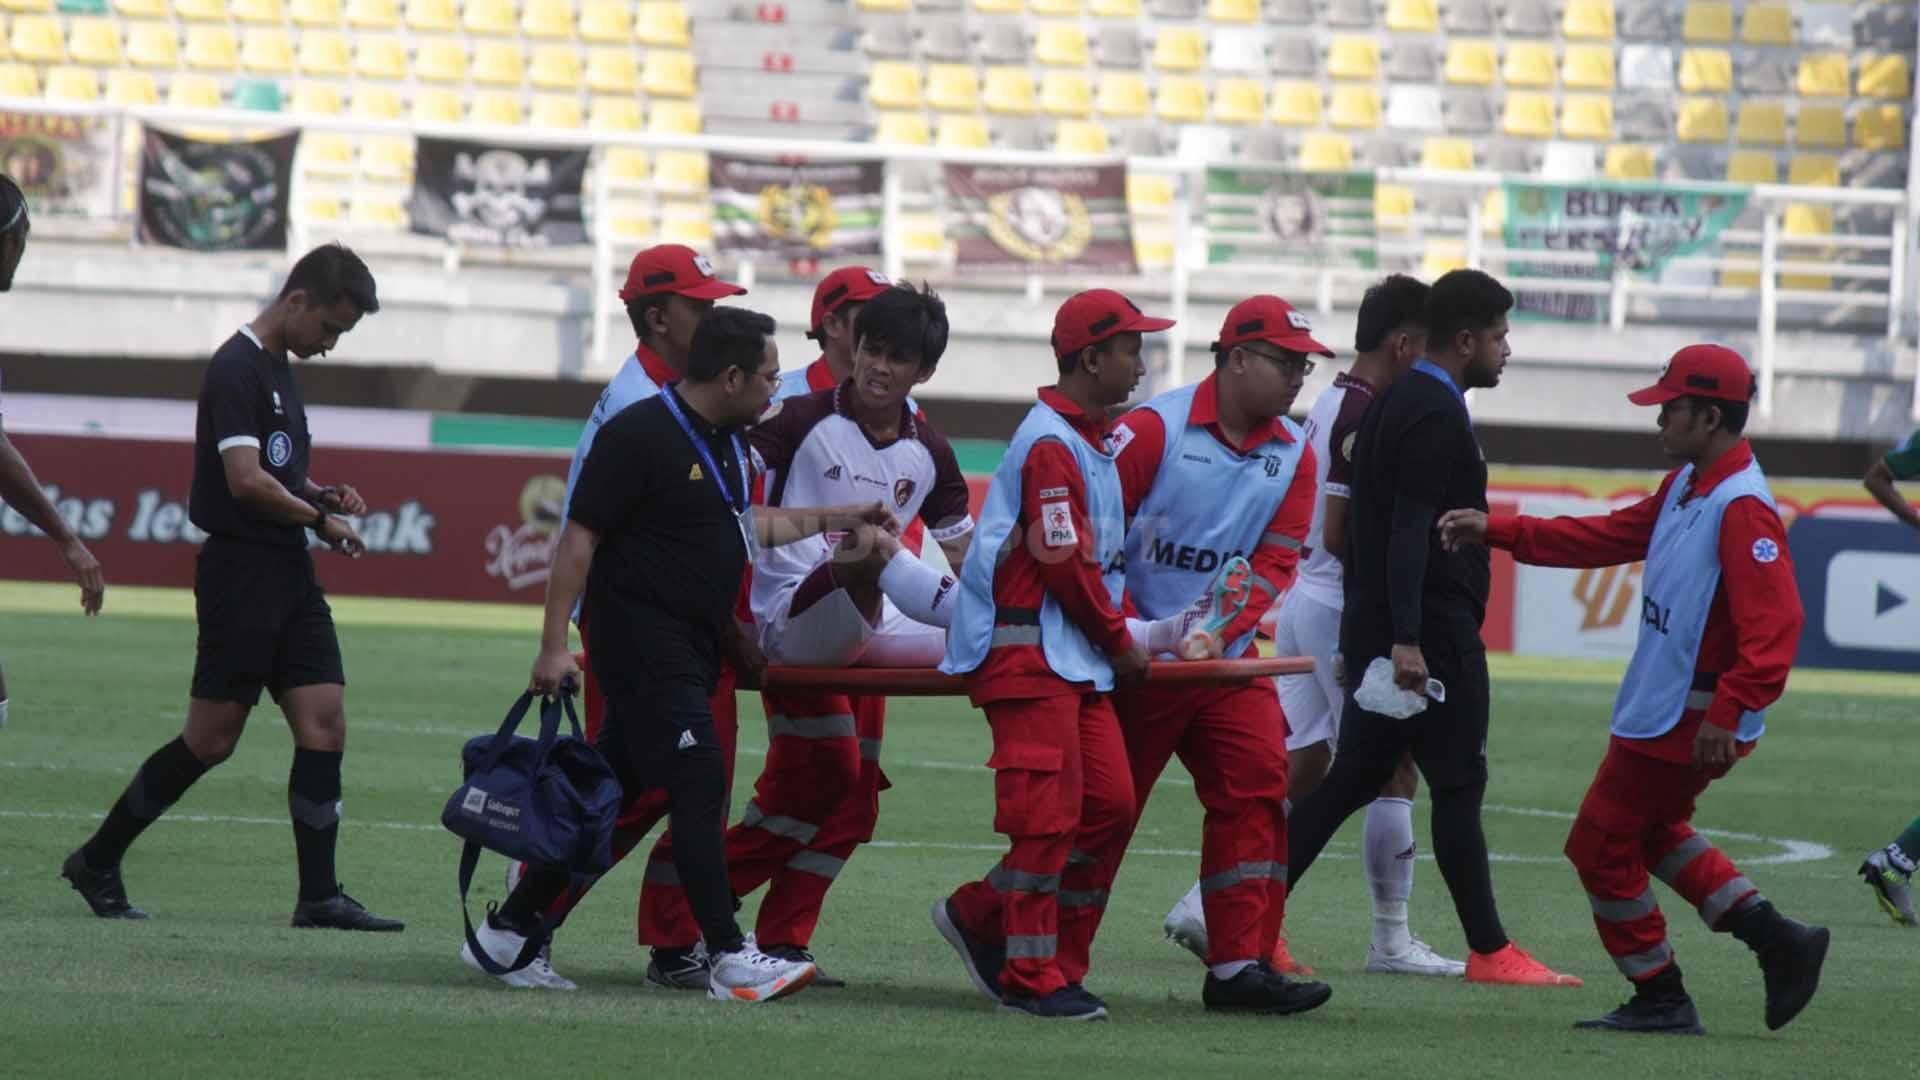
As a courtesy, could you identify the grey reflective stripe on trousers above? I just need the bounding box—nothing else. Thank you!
[739,800,820,844]
[1006,934,1057,959]
[859,736,882,762]
[644,858,680,885]
[1684,689,1715,711]
[988,863,1061,894]
[785,850,847,880]
[1065,849,1097,868]
[990,625,1042,648]
[1614,939,1675,979]
[1199,861,1284,894]
[1057,889,1110,910]
[1261,531,1303,550]
[1588,887,1658,923]
[1653,834,1713,884]
[1699,876,1758,926]
[767,713,857,739]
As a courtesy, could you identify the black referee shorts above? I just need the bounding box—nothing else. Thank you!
[191,537,345,707]
[1335,637,1491,791]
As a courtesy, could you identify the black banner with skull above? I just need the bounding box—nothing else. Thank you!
[409,137,588,247]
[138,127,298,252]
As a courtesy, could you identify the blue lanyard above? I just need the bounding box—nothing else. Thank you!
[659,387,748,517]
[1412,359,1471,427]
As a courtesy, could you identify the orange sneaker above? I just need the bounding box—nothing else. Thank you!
[1465,943,1582,987]
[1270,932,1315,977]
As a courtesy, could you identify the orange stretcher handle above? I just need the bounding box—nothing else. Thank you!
[761,656,1315,697]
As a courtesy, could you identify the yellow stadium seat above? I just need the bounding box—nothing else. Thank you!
[175,0,228,21]
[578,1,630,43]
[241,29,292,74]
[899,215,947,258]
[1562,0,1614,40]
[1041,71,1093,117]
[636,1,690,46]
[1328,84,1380,129]
[659,207,714,248]
[354,84,406,119]
[1422,242,1467,278]
[0,64,36,96]
[184,26,238,70]
[867,60,922,109]
[530,94,582,128]
[1327,36,1379,80]
[1604,144,1654,179]
[1126,172,1174,212]
[530,45,582,89]
[473,41,525,85]
[362,137,413,179]
[126,22,177,67]
[1444,40,1496,86]
[9,15,62,62]
[1740,3,1791,46]
[1796,53,1848,97]
[1561,94,1612,139]
[874,111,930,144]
[344,0,397,28]
[462,0,514,34]
[1035,23,1089,66]
[1562,44,1615,89]
[522,0,572,38]
[68,18,122,65]
[470,90,523,126]
[1134,237,1175,270]
[654,150,708,191]
[404,0,453,30]
[1385,0,1436,33]
[349,196,407,229]
[857,0,909,9]
[1788,153,1838,188]
[589,96,642,130]
[1208,0,1257,21]
[1502,92,1555,137]
[1032,0,1081,12]
[288,81,341,113]
[1153,76,1207,122]
[927,64,980,112]
[234,0,283,19]
[1090,0,1138,13]
[408,86,459,122]
[1857,55,1910,100]
[937,114,990,148]
[1056,119,1110,153]
[1854,106,1905,151]
[1779,208,1832,289]
[1151,28,1205,72]
[1794,104,1845,148]
[303,132,354,175]
[1734,101,1785,145]
[1299,132,1352,171]
[604,147,649,182]
[609,213,657,242]
[106,69,159,104]
[1681,1,1731,42]
[113,0,167,16]
[642,50,696,97]
[648,99,701,133]
[586,48,638,94]
[1675,97,1728,141]
[1502,42,1555,87]
[1212,77,1264,125]
[44,66,100,102]
[303,196,344,223]
[297,31,349,75]
[972,0,1022,12]
[1726,150,1776,183]
[1270,82,1321,126]
[1679,49,1731,93]
[1375,184,1414,229]
[414,38,466,82]
[1095,71,1148,117]
[354,36,406,79]
[985,67,1039,114]
[1422,137,1474,170]
[289,0,338,25]
[168,73,221,108]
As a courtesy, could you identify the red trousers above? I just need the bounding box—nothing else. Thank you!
[947,692,1136,998]
[1113,681,1291,966]
[1565,737,1760,983]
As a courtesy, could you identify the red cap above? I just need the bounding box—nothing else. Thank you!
[1627,344,1757,406]
[809,266,893,334]
[618,244,746,302]
[1214,295,1335,358]
[1051,288,1175,357]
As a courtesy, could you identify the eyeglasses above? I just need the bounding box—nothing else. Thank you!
[1240,344,1316,378]
[751,367,784,391]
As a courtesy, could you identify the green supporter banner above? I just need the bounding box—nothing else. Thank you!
[710,154,883,260]
[1205,166,1376,268]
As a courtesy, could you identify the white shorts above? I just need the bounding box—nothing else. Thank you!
[1272,588,1344,752]
[760,564,947,668]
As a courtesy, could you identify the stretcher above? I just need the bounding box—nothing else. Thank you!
[762,656,1314,696]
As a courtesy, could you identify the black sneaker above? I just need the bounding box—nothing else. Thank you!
[931,898,1005,1004]
[290,888,405,931]
[646,945,711,991]
[999,986,1108,1021]
[1574,993,1706,1035]
[1064,983,1108,1012]
[762,943,846,989]
[61,849,148,920]
[1756,916,1829,1031]
[1203,964,1333,1015]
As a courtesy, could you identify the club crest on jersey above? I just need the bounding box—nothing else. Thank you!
[894,477,917,508]
[1263,456,1282,478]
[266,430,293,468]
[824,464,843,481]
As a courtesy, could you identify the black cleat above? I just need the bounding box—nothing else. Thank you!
[1756,916,1829,1031]
[61,849,148,920]
[1064,983,1108,1012]
[645,946,710,991]
[762,944,845,989]
[999,986,1108,1021]
[1203,964,1333,1015]
[1574,994,1707,1035]
[290,888,404,931]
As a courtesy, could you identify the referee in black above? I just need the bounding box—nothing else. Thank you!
[62,243,402,932]
[1283,269,1579,986]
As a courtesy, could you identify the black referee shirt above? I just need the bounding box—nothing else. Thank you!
[189,327,312,548]
[568,384,750,697]
[1342,365,1491,657]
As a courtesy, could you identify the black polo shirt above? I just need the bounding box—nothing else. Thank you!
[568,384,751,697]
[189,326,312,548]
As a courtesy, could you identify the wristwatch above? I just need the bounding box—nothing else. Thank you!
[311,503,328,530]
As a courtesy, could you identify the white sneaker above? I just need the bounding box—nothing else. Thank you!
[1162,881,1208,961]
[707,944,816,1003]
[461,917,579,990]
[1365,936,1466,977]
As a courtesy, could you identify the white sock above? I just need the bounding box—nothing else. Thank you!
[1210,959,1255,980]
[1125,614,1187,657]
[1364,797,1415,952]
[0,698,8,729]
[878,549,958,629]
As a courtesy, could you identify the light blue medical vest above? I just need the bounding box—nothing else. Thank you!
[1122,383,1307,659]
[941,401,1127,689]
[562,352,664,521]
[1611,458,1777,742]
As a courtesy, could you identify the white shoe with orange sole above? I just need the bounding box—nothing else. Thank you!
[708,945,817,1003]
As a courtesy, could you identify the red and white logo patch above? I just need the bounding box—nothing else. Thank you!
[1040,500,1077,548]
[1751,538,1779,564]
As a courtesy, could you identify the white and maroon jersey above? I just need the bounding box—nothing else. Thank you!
[1291,371,1378,609]
[748,384,975,625]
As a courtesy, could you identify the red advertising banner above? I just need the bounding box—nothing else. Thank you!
[0,434,573,604]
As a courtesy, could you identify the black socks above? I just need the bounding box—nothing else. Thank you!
[83,737,210,869]
[289,748,343,903]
